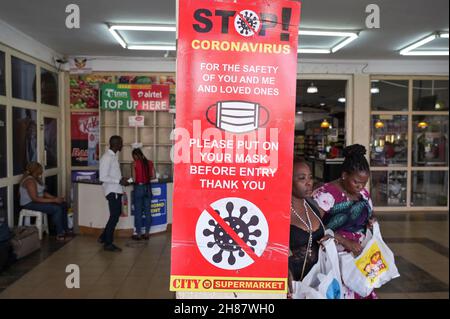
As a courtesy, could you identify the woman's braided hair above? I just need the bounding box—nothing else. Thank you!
[342,144,370,175]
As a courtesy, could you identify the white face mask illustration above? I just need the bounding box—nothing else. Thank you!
[206,101,269,134]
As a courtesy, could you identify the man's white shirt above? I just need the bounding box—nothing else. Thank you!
[99,149,124,196]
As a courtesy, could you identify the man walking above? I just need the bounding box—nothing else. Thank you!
[98,135,129,252]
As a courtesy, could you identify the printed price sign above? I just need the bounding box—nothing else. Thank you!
[170,0,301,293]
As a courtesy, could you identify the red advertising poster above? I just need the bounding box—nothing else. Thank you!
[171,0,301,293]
[71,112,99,166]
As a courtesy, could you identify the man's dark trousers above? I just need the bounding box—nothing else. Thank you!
[100,192,122,246]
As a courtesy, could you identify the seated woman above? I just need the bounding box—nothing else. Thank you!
[312,144,377,299]
[288,158,328,297]
[19,162,71,241]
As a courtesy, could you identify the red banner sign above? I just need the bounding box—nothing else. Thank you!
[171,0,301,293]
[71,112,99,166]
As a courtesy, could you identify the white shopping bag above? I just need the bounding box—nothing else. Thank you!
[292,237,343,299]
[292,261,323,299]
[339,222,400,297]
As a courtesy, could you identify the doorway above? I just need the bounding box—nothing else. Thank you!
[40,112,62,197]
[295,79,348,184]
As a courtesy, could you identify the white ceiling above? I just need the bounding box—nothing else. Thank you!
[0,0,448,60]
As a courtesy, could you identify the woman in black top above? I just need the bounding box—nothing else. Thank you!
[288,158,328,295]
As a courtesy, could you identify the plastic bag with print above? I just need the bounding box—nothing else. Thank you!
[339,222,400,297]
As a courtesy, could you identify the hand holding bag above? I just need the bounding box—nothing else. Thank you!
[316,238,343,299]
[339,222,400,297]
[292,237,343,299]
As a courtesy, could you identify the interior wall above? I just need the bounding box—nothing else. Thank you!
[68,56,449,76]
[0,19,63,67]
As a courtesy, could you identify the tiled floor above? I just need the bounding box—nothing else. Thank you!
[0,212,448,299]
[375,212,449,299]
[0,237,68,295]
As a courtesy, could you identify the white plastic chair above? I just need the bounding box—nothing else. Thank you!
[18,209,49,240]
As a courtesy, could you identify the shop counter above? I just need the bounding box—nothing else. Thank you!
[72,181,173,236]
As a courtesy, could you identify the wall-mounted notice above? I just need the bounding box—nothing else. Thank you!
[129,115,145,127]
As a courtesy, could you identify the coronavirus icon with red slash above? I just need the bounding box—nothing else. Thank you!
[234,10,261,37]
[195,197,269,270]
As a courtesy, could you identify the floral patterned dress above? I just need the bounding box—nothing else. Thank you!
[313,182,377,299]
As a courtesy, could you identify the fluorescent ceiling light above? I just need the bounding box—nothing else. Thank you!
[401,51,449,56]
[298,48,331,54]
[320,103,326,106]
[331,34,358,53]
[400,32,449,56]
[298,29,359,54]
[307,83,318,93]
[297,111,303,114]
[299,30,357,37]
[108,27,126,48]
[108,23,177,51]
[338,97,346,103]
[108,24,361,53]
[110,24,176,32]
[128,45,176,51]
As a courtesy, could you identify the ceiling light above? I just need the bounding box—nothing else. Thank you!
[400,34,437,54]
[298,30,359,54]
[110,24,176,32]
[371,79,380,93]
[128,45,176,51]
[400,33,449,56]
[307,83,318,94]
[320,103,326,107]
[299,30,357,37]
[297,49,331,54]
[320,119,330,129]
[375,120,384,129]
[108,27,126,48]
[297,111,303,114]
[331,33,359,53]
[417,121,428,129]
[108,23,177,51]
[338,97,346,103]
[401,51,449,56]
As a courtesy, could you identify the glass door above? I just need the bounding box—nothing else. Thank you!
[40,112,61,196]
